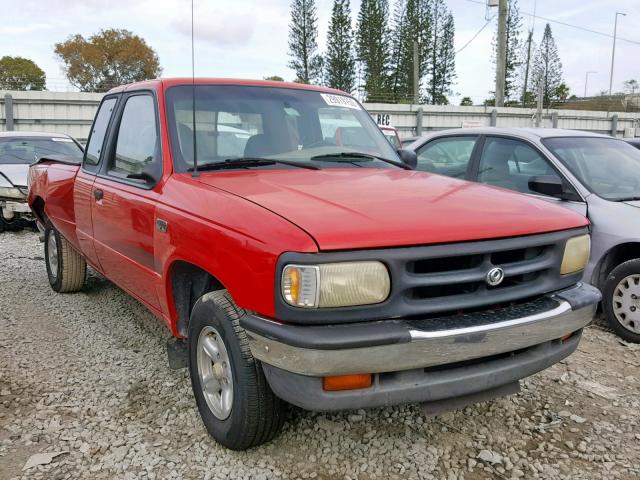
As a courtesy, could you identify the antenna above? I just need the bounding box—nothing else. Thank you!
[191,0,199,177]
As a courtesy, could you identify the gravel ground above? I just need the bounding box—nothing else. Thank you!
[1,230,639,480]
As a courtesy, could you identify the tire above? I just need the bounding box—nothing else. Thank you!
[44,224,87,293]
[603,259,640,343]
[188,290,285,450]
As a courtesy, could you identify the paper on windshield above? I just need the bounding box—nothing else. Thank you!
[320,93,361,110]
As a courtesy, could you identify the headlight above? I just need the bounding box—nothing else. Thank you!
[560,234,590,275]
[282,261,390,308]
[0,186,25,199]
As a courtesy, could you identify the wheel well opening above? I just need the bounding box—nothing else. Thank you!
[170,261,224,337]
[31,196,47,224]
[595,243,640,289]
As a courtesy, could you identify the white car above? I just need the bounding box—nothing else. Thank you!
[0,131,84,231]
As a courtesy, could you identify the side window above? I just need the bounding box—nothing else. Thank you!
[84,97,117,168]
[478,137,559,195]
[415,137,477,178]
[109,95,159,179]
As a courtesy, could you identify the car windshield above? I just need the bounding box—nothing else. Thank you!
[544,137,640,201]
[165,85,399,172]
[0,137,83,165]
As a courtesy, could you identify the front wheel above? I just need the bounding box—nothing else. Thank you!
[603,259,640,343]
[188,290,285,450]
[44,224,87,293]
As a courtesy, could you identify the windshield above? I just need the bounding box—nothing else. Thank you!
[165,85,399,172]
[0,137,83,165]
[544,137,640,201]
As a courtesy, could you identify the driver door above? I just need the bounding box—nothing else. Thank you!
[476,136,587,217]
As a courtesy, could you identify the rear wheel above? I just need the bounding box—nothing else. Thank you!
[188,290,285,450]
[44,225,87,293]
[603,259,640,343]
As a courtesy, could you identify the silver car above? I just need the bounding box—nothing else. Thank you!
[0,131,84,231]
[408,127,640,343]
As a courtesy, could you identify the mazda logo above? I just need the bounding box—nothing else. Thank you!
[486,267,505,287]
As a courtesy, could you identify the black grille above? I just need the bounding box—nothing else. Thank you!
[406,243,554,301]
[275,228,587,325]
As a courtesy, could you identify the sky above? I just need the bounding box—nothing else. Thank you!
[1,0,639,104]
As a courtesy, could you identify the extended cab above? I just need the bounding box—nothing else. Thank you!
[28,79,600,450]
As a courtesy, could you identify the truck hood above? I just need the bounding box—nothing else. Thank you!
[196,169,588,250]
[0,163,29,187]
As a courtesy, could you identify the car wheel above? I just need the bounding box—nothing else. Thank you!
[603,259,640,343]
[44,224,87,293]
[188,290,286,450]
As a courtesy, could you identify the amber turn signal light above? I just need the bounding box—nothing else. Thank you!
[323,374,372,391]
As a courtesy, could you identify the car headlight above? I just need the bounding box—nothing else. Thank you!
[0,186,26,199]
[282,261,390,308]
[560,234,590,275]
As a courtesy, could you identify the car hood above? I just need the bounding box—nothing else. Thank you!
[0,163,29,187]
[196,169,588,250]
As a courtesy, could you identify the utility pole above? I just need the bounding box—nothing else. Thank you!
[535,80,543,127]
[521,30,533,107]
[495,0,508,107]
[609,12,626,96]
[584,71,597,98]
[413,40,419,104]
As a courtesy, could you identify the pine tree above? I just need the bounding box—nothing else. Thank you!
[427,1,455,104]
[389,0,432,103]
[532,23,563,107]
[326,0,356,92]
[356,0,391,102]
[288,0,323,84]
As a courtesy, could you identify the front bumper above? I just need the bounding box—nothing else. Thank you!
[242,283,600,410]
[1,199,33,221]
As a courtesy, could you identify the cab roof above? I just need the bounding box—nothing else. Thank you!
[107,78,350,96]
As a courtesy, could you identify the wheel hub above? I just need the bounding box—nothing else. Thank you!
[196,326,234,420]
[47,233,58,279]
[612,274,640,334]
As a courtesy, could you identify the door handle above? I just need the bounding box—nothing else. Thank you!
[94,189,104,201]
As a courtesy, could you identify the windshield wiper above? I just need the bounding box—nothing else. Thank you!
[188,157,319,171]
[310,152,411,170]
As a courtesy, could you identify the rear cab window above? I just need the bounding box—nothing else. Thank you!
[84,97,118,171]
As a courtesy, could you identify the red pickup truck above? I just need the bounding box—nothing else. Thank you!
[28,78,600,450]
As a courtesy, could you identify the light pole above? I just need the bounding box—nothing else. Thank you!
[584,71,597,98]
[609,12,626,96]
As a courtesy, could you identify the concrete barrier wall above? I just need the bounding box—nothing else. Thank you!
[1,91,103,142]
[2,90,639,142]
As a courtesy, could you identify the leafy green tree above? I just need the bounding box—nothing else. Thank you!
[532,24,563,107]
[325,0,356,92]
[54,29,161,92]
[0,56,46,91]
[356,0,391,101]
[624,79,639,95]
[264,75,285,81]
[460,96,473,106]
[287,0,323,84]
[427,1,455,105]
[555,82,570,102]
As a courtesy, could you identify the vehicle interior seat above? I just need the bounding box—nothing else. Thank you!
[480,142,518,190]
[244,133,279,158]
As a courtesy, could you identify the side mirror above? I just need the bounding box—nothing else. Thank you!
[397,149,417,169]
[528,175,580,201]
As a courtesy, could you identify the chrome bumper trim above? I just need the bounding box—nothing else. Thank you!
[246,301,595,377]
